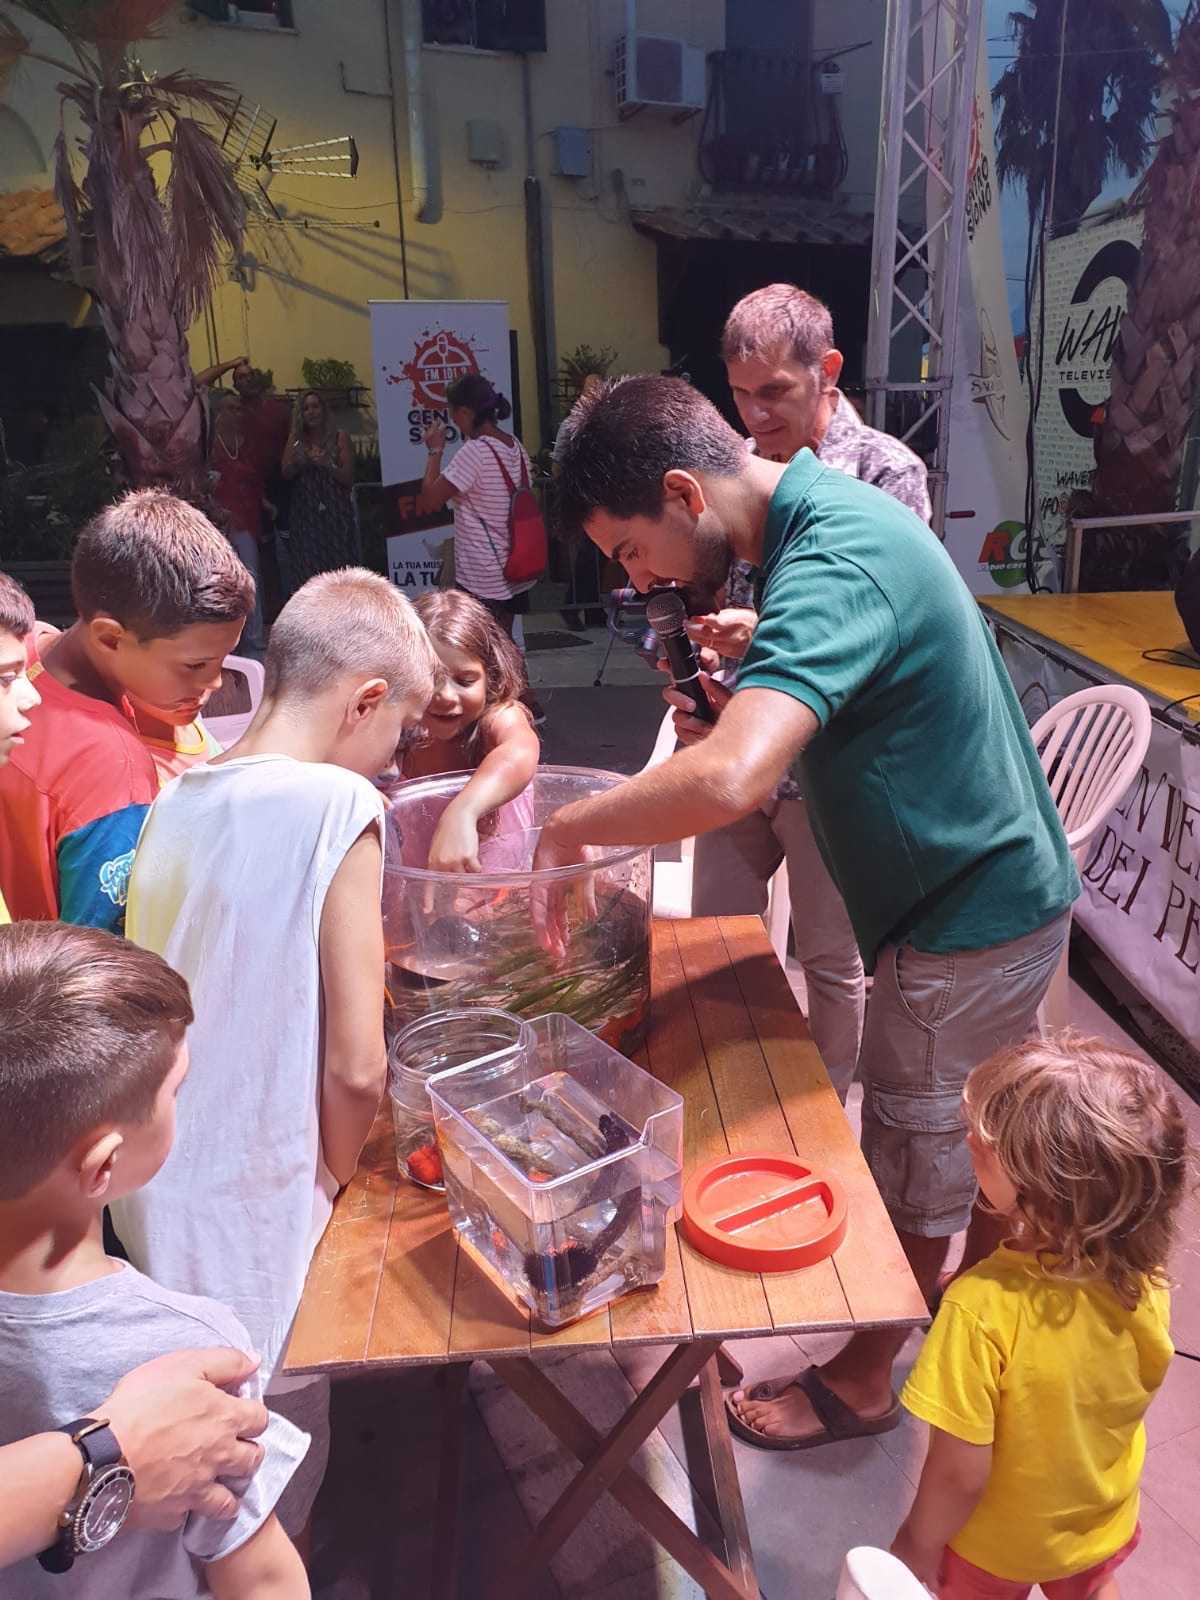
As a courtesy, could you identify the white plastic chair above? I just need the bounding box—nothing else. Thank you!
[1030,685,1152,1031]
[641,707,791,959]
[204,654,265,749]
[643,708,694,920]
[837,1547,933,1598]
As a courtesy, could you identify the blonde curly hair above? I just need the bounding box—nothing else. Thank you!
[963,1033,1190,1309]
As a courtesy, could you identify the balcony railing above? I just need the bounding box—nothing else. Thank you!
[699,50,848,198]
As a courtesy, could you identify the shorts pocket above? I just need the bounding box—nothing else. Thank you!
[868,1087,964,1136]
[999,924,1067,980]
[892,944,956,1032]
[862,1088,974,1233]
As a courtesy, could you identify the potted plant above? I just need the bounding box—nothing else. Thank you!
[299,357,361,409]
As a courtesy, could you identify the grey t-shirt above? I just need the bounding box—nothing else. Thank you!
[0,1263,309,1599]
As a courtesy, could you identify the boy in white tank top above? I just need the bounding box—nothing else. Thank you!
[113,569,437,1534]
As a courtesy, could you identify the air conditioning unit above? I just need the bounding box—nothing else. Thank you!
[615,34,706,116]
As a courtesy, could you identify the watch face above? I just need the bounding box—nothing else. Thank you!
[76,1466,135,1554]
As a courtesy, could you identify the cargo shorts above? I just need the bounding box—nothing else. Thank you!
[860,911,1070,1237]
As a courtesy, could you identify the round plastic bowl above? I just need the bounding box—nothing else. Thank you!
[681,1152,848,1273]
[382,766,652,1054]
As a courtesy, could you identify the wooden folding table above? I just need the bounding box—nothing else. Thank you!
[284,916,927,1598]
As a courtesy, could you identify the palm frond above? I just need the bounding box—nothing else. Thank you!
[151,69,239,121]
[10,0,176,46]
[51,128,86,269]
[166,114,245,326]
[0,11,28,94]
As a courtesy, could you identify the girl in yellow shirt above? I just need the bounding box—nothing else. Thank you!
[893,1035,1188,1598]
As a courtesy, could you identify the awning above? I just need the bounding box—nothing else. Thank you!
[632,198,874,249]
[0,188,67,263]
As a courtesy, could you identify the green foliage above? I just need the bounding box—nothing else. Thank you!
[301,357,359,391]
[1,421,117,560]
[558,344,618,392]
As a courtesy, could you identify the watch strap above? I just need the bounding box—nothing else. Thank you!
[37,1420,123,1573]
[58,1418,123,1470]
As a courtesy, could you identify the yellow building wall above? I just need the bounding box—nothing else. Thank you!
[2,1,883,451]
[185,0,724,448]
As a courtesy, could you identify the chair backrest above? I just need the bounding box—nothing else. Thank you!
[204,654,266,749]
[1029,685,1152,859]
[837,1546,932,1598]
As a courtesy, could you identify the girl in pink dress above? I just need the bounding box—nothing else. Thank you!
[395,589,540,873]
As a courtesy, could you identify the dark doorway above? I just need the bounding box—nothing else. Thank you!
[0,322,107,467]
[655,238,871,425]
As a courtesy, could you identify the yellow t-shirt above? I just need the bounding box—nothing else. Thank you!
[901,1244,1172,1583]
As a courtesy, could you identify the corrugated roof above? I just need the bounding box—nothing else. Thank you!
[0,188,67,261]
[632,198,874,249]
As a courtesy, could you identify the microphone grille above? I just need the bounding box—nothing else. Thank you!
[645,588,687,637]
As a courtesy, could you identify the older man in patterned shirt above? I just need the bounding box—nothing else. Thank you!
[689,285,931,1100]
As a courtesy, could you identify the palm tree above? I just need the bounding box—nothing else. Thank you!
[0,0,244,499]
[1092,3,1200,578]
[993,0,1172,236]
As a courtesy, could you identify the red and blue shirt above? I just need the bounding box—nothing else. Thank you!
[0,627,220,932]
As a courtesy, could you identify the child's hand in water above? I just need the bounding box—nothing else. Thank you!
[427,805,483,875]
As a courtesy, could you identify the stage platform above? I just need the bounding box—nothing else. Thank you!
[981,591,1200,728]
[982,591,1200,1049]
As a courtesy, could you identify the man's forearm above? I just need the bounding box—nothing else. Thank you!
[0,1432,83,1565]
[548,736,760,849]
[547,688,815,850]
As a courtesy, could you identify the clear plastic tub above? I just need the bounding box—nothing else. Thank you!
[388,1009,527,1191]
[382,766,652,1055]
[429,1012,684,1328]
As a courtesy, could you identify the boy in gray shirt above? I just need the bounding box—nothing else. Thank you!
[0,922,309,1598]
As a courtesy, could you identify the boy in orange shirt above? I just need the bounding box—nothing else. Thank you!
[0,490,253,931]
[0,573,42,924]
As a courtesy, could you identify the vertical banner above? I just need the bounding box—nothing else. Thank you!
[924,21,1032,594]
[368,301,512,589]
[1031,215,1142,561]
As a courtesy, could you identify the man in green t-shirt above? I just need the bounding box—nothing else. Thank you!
[536,376,1078,1451]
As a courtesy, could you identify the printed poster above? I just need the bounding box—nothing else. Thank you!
[368,300,512,589]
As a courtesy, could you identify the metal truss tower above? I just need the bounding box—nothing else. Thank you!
[865,0,986,535]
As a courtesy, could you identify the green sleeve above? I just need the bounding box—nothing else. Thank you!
[737,547,900,727]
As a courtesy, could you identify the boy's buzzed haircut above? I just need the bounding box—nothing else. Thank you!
[0,571,34,642]
[265,566,439,704]
[0,922,193,1199]
[72,489,255,640]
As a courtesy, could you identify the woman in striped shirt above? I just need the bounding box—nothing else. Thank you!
[417,374,535,638]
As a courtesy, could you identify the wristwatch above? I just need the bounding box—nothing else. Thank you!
[37,1418,135,1574]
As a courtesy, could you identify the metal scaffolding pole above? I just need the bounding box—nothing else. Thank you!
[865,0,985,536]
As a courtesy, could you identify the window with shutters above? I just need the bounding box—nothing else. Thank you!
[422,0,546,53]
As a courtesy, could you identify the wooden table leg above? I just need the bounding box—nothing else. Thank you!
[431,1361,470,1600]
[697,1354,757,1593]
[489,1343,758,1600]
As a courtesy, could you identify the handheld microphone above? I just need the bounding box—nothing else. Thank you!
[645,588,716,725]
